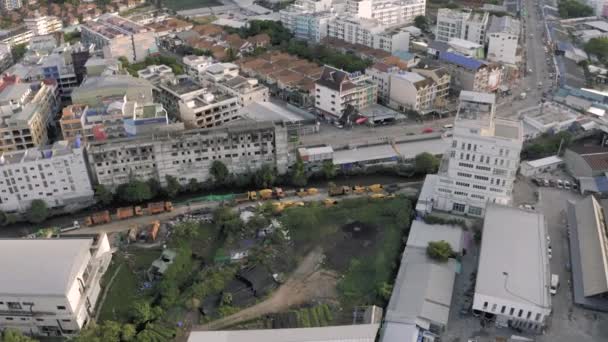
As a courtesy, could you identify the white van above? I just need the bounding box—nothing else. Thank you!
[443,124,454,130]
[550,274,559,295]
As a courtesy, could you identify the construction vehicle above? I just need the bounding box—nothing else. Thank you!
[367,184,383,193]
[147,201,173,215]
[294,201,305,207]
[235,191,258,203]
[272,202,284,213]
[259,189,274,200]
[84,211,111,226]
[296,188,318,197]
[148,220,160,242]
[274,187,285,198]
[323,199,338,207]
[352,185,366,194]
[370,193,387,200]
[329,184,351,196]
[116,206,143,220]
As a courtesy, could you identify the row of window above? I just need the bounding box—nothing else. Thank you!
[482,301,543,322]
[0,301,66,311]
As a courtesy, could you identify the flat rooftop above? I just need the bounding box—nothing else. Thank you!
[476,205,551,310]
[522,103,579,126]
[0,238,92,296]
[494,119,523,140]
[240,101,315,122]
[333,137,449,165]
[187,324,380,342]
[407,220,464,252]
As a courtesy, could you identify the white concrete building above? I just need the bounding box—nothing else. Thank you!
[24,15,63,36]
[0,27,33,48]
[80,14,157,63]
[428,91,523,217]
[182,55,214,81]
[473,205,551,333]
[155,76,240,129]
[327,18,411,53]
[346,0,426,26]
[215,75,269,108]
[366,62,402,104]
[0,0,22,11]
[519,156,563,177]
[137,64,175,84]
[87,121,289,188]
[486,16,521,65]
[0,140,94,213]
[279,0,337,43]
[314,66,378,119]
[0,234,112,337]
[203,63,240,82]
[388,69,450,113]
[436,8,489,45]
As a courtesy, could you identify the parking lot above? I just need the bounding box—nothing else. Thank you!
[442,178,608,342]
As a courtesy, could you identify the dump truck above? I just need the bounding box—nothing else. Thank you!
[352,185,366,194]
[329,185,351,196]
[148,220,160,242]
[84,211,111,226]
[272,201,284,213]
[235,191,258,203]
[116,207,135,220]
[367,184,383,193]
[323,199,338,207]
[259,189,274,200]
[147,201,173,215]
[274,187,285,198]
[296,188,318,197]
[370,193,386,200]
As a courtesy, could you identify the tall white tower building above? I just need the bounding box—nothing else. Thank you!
[420,91,523,217]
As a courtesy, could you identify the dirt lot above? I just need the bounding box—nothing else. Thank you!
[325,221,379,271]
[195,247,338,331]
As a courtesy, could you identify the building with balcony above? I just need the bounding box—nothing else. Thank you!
[183,55,214,82]
[327,18,411,53]
[71,75,155,106]
[137,64,176,84]
[0,0,22,11]
[215,75,269,108]
[280,10,336,43]
[345,0,426,27]
[87,121,289,189]
[0,140,94,213]
[0,26,33,48]
[314,66,378,119]
[0,77,58,152]
[203,63,239,82]
[438,51,503,93]
[388,68,450,114]
[155,76,240,129]
[24,15,63,36]
[418,91,523,217]
[0,233,112,337]
[436,8,489,45]
[80,14,157,62]
[486,15,521,65]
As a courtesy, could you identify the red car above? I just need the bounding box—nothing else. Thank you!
[422,128,434,133]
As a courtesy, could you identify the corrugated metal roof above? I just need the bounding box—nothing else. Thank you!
[438,51,484,71]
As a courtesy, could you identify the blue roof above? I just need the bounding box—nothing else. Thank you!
[556,41,574,52]
[594,176,608,192]
[393,50,415,61]
[438,51,484,71]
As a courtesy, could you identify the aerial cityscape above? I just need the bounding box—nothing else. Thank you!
[0,0,607,341]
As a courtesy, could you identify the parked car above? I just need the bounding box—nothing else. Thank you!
[548,179,556,187]
[531,178,542,186]
[548,245,553,259]
[422,127,434,133]
[573,183,579,191]
[564,180,571,190]
[543,179,550,187]
[557,180,563,188]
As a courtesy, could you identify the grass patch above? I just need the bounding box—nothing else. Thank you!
[163,0,222,11]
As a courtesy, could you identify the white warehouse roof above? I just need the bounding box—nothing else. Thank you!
[407,220,464,252]
[523,155,563,168]
[187,324,380,342]
[476,205,551,310]
[0,239,92,296]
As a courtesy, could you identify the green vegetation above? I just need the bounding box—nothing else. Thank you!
[119,56,184,77]
[414,152,440,174]
[585,37,608,63]
[210,160,230,184]
[426,240,454,262]
[164,175,181,199]
[521,131,572,160]
[229,20,292,46]
[1,329,38,342]
[322,160,337,180]
[558,0,594,18]
[291,158,308,187]
[162,0,222,11]
[414,15,428,32]
[10,44,27,63]
[116,180,154,204]
[64,31,81,44]
[282,40,373,72]
[95,184,114,206]
[26,199,49,224]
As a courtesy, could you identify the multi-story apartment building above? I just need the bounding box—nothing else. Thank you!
[24,15,63,36]
[436,8,489,45]
[80,14,157,62]
[314,66,378,119]
[0,234,112,337]
[0,78,58,152]
[0,27,33,47]
[346,0,426,26]
[215,75,269,108]
[439,51,503,93]
[183,55,214,81]
[60,98,178,144]
[424,91,523,217]
[280,10,336,43]
[0,43,12,73]
[202,63,239,82]
[0,140,94,213]
[0,0,22,11]
[71,75,155,106]
[388,68,450,113]
[87,121,289,188]
[155,76,240,129]
[413,66,451,109]
[137,64,176,84]
[473,205,551,333]
[486,15,521,65]
[327,18,411,53]
[366,62,402,104]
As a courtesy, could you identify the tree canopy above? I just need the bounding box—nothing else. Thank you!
[1,329,38,342]
[210,160,230,184]
[427,240,454,262]
[585,37,608,63]
[558,0,594,18]
[283,40,373,73]
[413,15,428,31]
[94,184,114,206]
[117,180,153,203]
[164,175,181,198]
[26,199,49,223]
[414,152,440,174]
